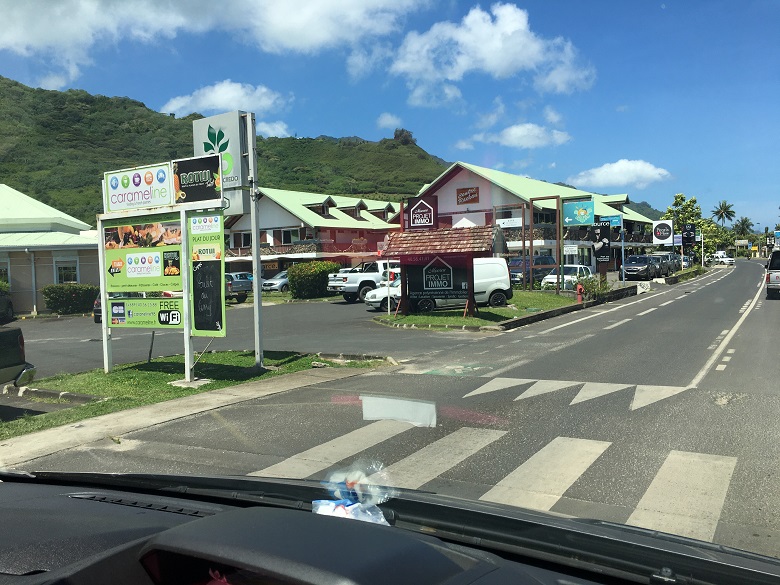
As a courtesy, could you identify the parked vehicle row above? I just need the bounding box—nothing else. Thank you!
[328,260,399,303]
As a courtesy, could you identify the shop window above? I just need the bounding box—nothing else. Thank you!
[282,229,300,245]
[55,259,79,284]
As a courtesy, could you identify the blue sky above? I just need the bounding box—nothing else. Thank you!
[2,1,778,229]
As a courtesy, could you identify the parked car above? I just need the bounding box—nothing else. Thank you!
[682,256,692,269]
[327,260,399,302]
[261,270,289,293]
[622,255,657,281]
[225,273,251,303]
[649,253,673,277]
[541,265,593,290]
[0,325,35,387]
[364,277,401,311]
[766,250,780,299]
[229,271,255,281]
[508,255,557,285]
[721,256,736,266]
[93,291,145,323]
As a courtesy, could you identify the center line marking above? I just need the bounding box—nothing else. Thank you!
[660,300,674,306]
[604,318,631,330]
[637,308,657,316]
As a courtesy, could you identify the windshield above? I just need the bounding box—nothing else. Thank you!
[3,0,779,575]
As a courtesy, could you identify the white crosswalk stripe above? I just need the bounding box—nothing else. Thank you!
[479,437,611,510]
[242,424,740,545]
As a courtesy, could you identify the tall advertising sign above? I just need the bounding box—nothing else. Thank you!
[653,220,674,245]
[193,112,252,215]
[591,221,611,263]
[563,201,594,226]
[102,214,183,292]
[103,163,174,213]
[682,223,696,245]
[188,211,226,337]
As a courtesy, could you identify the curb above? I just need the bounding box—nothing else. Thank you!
[372,317,484,332]
[316,352,392,362]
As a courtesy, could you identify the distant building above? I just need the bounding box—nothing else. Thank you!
[0,184,98,314]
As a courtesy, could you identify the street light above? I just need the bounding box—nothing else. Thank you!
[757,223,762,258]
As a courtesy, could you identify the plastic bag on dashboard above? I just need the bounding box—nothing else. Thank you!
[313,461,395,525]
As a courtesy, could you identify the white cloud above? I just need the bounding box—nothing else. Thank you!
[257,121,291,137]
[549,162,557,168]
[161,80,289,117]
[376,112,402,129]
[390,3,595,105]
[0,0,428,85]
[474,123,571,149]
[347,43,393,79]
[476,97,506,129]
[567,159,671,189]
[454,139,474,150]
[543,105,562,125]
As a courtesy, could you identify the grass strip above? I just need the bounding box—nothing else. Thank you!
[0,351,379,440]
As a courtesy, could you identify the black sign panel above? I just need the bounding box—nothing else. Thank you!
[406,255,469,299]
[591,221,611,263]
[192,260,223,332]
[404,196,438,230]
[173,155,221,204]
[682,223,696,245]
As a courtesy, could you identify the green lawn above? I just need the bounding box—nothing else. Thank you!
[0,351,380,440]
[376,291,575,327]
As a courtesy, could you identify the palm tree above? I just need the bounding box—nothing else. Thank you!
[711,200,735,226]
[732,216,754,236]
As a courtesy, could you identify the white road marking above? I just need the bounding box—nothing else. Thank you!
[515,380,581,401]
[637,308,657,316]
[464,377,535,398]
[631,385,689,410]
[603,318,631,330]
[722,356,732,362]
[370,427,506,490]
[676,295,687,299]
[248,420,412,478]
[570,382,633,405]
[716,364,727,371]
[627,451,736,542]
[660,300,674,306]
[727,349,735,354]
[479,437,611,510]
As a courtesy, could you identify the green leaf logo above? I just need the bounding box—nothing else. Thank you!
[204,124,229,156]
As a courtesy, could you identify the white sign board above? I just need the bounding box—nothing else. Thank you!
[103,162,174,213]
[497,217,524,228]
[652,220,674,245]
[564,244,578,255]
[193,111,249,191]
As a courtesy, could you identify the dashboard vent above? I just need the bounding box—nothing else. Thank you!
[69,494,215,517]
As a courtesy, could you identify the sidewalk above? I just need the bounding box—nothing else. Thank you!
[0,367,365,469]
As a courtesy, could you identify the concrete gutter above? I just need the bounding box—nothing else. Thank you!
[0,367,364,469]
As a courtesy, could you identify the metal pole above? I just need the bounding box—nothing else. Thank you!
[97,215,112,373]
[246,113,263,369]
[180,208,194,382]
[621,224,625,285]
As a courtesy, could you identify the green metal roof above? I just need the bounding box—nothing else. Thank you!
[0,184,92,233]
[0,231,98,251]
[258,188,398,231]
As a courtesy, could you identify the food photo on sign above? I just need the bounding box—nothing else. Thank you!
[104,221,182,249]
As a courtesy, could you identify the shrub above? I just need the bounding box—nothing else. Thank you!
[287,261,341,299]
[0,280,9,296]
[576,276,612,301]
[42,283,100,314]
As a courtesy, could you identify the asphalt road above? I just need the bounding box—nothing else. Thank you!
[15,259,780,559]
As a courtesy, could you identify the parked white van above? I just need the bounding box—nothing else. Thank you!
[363,257,512,312]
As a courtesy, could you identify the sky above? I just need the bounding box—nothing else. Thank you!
[1,0,778,229]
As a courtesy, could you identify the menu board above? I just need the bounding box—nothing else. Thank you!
[188,211,226,337]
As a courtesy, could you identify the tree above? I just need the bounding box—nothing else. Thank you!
[661,193,702,227]
[732,216,754,236]
[393,128,416,145]
[711,200,735,226]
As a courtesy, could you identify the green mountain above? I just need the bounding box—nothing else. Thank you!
[0,76,448,225]
[625,200,663,220]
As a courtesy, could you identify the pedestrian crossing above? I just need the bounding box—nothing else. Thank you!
[246,422,740,545]
[462,377,689,410]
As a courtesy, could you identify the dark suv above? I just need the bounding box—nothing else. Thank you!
[622,255,657,280]
[508,255,557,285]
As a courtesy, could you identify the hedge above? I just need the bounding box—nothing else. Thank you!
[287,261,341,299]
[0,281,9,296]
[42,283,100,314]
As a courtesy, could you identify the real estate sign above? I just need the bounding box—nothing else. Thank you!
[102,214,183,292]
[406,255,469,300]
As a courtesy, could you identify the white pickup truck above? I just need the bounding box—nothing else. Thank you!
[327,259,399,303]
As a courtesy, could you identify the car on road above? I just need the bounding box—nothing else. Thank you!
[766,250,780,298]
[622,255,657,280]
[720,256,735,266]
[261,270,289,293]
[541,265,593,290]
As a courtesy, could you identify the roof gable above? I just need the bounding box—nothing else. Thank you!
[0,184,91,233]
